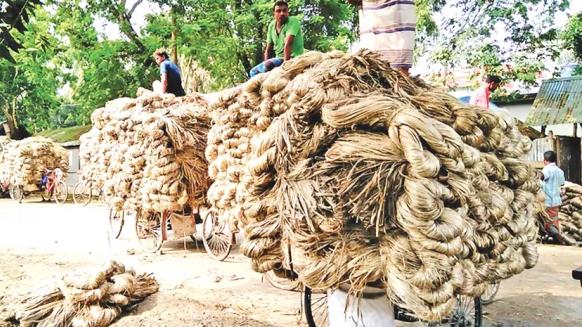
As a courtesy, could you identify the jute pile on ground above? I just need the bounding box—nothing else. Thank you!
[80,89,210,212]
[0,136,68,192]
[4,260,158,327]
[557,182,582,243]
[208,50,541,321]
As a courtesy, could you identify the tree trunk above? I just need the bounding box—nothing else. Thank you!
[171,10,178,64]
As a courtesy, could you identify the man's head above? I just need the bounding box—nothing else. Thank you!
[273,1,289,25]
[544,150,557,165]
[153,48,169,66]
[485,75,501,92]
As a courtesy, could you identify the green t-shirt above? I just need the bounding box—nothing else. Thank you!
[267,16,304,59]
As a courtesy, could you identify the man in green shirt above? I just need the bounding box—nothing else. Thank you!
[249,1,305,77]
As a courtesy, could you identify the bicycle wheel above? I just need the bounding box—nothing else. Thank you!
[264,270,301,292]
[481,281,500,305]
[201,209,232,261]
[428,296,482,327]
[9,185,24,203]
[73,182,92,206]
[135,211,163,253]
[53,181,68,204]
[304,286,328,327]
[108,209,125,239]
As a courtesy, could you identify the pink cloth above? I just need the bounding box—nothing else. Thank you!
[470,86,490,109]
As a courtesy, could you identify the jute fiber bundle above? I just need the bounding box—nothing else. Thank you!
[5,260,158,327]
[0,137,68,192]
[80,89,210,213]
[0,136,14,186]
[554,181,582,244]
[207,50,541,322]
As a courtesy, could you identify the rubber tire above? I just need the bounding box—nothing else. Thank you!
[481,281,500,305]
[201,209,232,261]
[135,211,164,253]
[108,209,125,239]
[73,182,92,206]
[10,185,24,203]
[53,181,68,204]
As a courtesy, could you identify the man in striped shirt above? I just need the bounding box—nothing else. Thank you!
[348,0,416,74]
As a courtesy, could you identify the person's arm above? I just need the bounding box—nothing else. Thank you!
[283,35,294,61]
[160,61,168,94]
[284,18,301,61]
[264,43,273,61]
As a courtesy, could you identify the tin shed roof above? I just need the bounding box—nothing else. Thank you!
[526,76,582,126]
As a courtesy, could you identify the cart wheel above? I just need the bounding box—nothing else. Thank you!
[53,181,68,204]
[304,286,328,327]
[73,182,92,206]
[201,209,232,261]
[264,270,301,292]
[108,209,125,239]
[481,281,500,305]
[428,295,482,327]
[9,185,24,203]
[135,211,163,253]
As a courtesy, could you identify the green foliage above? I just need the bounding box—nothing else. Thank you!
[563,13,582,63]
[0,0,43,62]
[419,0,568,87]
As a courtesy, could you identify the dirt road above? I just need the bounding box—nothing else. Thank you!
[1,198,581,326]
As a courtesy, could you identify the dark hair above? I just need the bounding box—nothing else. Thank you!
[544,150,557,163]
[273,1,288,11]
[153,48,169,59]
[486,75,501,84]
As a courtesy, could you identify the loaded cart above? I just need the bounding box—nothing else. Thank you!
[81,90,233,259]
[0,137,69,204]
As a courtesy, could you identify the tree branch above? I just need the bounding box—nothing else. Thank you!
[128,0,145,18]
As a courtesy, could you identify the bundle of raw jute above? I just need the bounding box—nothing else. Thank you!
[4,260,158,327]
[0,136,13,184]
[554,182,582,244]
[80,89,210,213]
[0,137,68,192]
[207,50,541,321]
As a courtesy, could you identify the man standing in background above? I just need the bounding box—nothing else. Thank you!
[540,150,566,244]
[470,75,501,109]
[153,48,186,96]
[347,0,417,74]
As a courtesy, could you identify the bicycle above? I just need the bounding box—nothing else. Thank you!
[134,206,233,260]
[73,180,102,206]
[10,168,68,204]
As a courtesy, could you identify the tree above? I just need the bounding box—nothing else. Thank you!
[563,12,582,75]
[0,6,61,138]
[0,0,42,62]
[417,0,569,86]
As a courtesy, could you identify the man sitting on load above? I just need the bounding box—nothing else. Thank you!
[249,1,305,78]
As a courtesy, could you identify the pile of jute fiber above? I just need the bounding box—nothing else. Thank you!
[556,182,582,244]
[0,136,68,192]
[3,260,158,327]
[207,50,541,321]
[0,136,13,186]
[81,89,210,213]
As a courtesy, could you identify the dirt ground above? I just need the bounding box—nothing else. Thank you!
[1,198,582,327]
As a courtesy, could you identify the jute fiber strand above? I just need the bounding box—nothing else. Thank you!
[80,88,210,213]
[5,260,158,327]
[552,181,582,244]
[207,50,542,322]
[0,136,69,192]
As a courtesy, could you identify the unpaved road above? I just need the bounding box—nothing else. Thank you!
[0,198,582,327]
